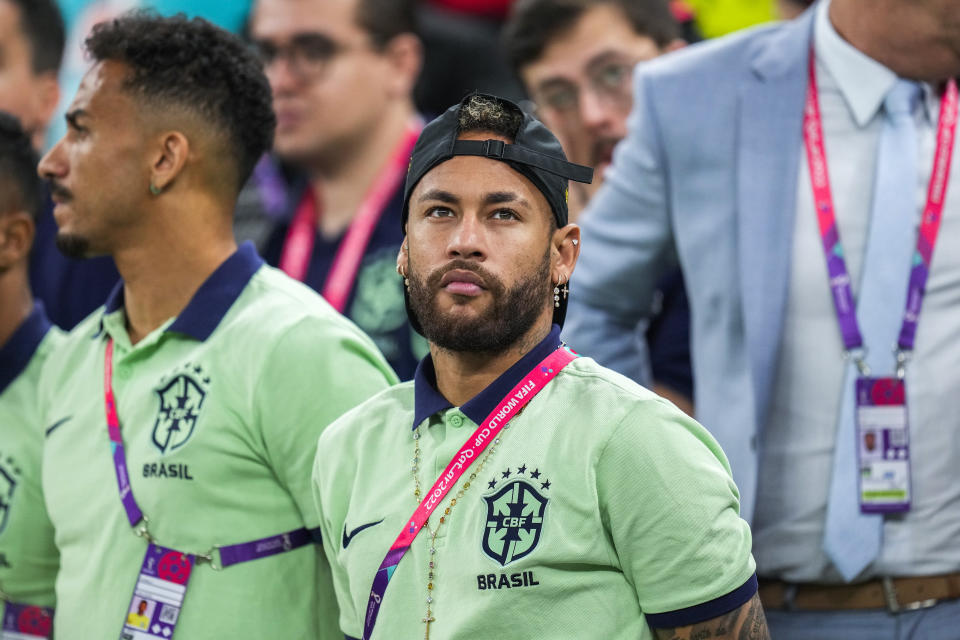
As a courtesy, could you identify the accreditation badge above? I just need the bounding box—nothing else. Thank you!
[119,544,193,640]
[2,603,53,640]
[855,377,911,513]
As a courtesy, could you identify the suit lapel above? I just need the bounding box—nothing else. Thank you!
[736,10,815,430]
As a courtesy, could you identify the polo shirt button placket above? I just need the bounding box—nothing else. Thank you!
[448,412,464,428]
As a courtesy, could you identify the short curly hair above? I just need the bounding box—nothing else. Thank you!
[85,11,275,191]
[0,111,42,221]
[456,94,524,140]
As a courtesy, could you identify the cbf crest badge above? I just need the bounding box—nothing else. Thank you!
[152,362,211,454]
[482,466,550,566]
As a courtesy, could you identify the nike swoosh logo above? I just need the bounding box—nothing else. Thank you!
[45,416,73,437]
[342,519,383,549]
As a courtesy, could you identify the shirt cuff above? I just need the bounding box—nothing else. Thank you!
[644,573,758,629]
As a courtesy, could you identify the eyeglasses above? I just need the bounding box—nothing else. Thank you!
[532,60,636,117]
[251,33,363,79]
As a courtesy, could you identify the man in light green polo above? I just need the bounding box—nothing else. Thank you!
[0,112,59,640]
[313,94,770,640]
[36,13,396,640]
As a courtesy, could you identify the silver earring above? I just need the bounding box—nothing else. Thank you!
[554,274,568,307]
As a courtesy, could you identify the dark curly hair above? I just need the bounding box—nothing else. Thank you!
[504,0,679,74]
[0,111,42,221]
[85,11,275,192]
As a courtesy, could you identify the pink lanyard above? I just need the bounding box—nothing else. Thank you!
[279,122,422,312]
[803,54,958,362]
[362,347,578,640]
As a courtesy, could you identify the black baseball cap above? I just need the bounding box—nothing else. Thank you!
[401,93,593,333]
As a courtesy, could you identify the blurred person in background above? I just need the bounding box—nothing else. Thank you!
[36,12,396,638]
[504,0,694,414]
[414,0,698,116]
[244,0,427,380]
[0,0,120,330]
[0,112,60,640]
[566,0,960,636]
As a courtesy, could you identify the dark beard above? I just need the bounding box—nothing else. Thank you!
[55,233,91,259]
[407,251,552,354]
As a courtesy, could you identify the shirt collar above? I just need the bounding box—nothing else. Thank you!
[101,241,263,342]
[411,324,563,430]
[814,0,941,126]
[0,302,53,395]
[814,0,898,127]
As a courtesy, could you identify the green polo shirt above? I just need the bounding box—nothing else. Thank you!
[314,325,757,639]
[0,303,61,626]
[38,243,397,640]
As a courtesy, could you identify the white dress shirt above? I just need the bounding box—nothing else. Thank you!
[753,0,960,582]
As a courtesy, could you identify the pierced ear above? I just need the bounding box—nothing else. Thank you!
[150,131,190,193]
[396,240,409,272]
[552,223,581,277]
[396,241,411,286]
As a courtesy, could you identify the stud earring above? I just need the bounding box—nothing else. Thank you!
[571,239,579,246]
[149,183,162,196]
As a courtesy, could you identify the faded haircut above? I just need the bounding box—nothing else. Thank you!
[85,11,276,192]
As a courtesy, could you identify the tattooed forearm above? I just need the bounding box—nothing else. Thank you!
[654,593,770,640]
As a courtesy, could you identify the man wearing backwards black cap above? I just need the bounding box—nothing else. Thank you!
[312,93,768,640]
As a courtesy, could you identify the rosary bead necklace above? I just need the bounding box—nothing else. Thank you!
[411,422,505,639]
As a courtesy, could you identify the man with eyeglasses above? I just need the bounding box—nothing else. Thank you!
[504,0,693,414]
[245,0,427,380]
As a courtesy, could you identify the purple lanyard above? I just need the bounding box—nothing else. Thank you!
[362,347,578,640]
[803,56,959,371]
[103,339,320,568]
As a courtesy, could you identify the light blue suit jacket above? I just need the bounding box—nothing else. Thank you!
[565,11,817,522]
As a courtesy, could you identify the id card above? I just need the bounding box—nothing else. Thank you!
[2,603,53,640]
[855,377,911,513]
[119,544,193,640]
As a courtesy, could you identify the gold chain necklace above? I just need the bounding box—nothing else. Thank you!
[411,422,504,639]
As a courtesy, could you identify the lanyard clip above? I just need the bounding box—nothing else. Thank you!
[196,545,222,571]
[134,515,154,544]
[844,348,871,377]
[895,349,911,379]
